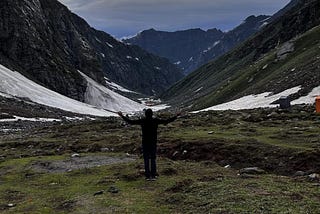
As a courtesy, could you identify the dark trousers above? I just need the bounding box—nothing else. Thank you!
[142,143,157,178]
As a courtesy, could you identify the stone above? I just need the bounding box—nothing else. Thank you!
[108,186,119,194]
[71,153,80,158]
[267,112,279,118]
[294,171,306,177]
[93,190,104,196]
[239,167,265,175]
[172,151,179,157]
[239,173,257,179]
[308,173,320,181]
[100,148,110,152]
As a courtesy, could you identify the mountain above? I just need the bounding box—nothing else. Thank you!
[0,0,183,101]
[161,0,320,110]
[124,15,271,75]
[270,0,301,21]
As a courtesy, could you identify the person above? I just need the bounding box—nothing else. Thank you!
[118,109,180,181]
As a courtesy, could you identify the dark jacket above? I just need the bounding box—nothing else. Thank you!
[121,115,177,145]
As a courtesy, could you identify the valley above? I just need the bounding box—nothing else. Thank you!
[0,0,319,213]
[0,105,319,213]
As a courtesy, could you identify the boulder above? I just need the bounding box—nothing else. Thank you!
[239,167,265,175]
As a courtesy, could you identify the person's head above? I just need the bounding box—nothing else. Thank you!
[145,108,153,119]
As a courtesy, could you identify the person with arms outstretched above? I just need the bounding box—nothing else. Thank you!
[118,109,180,181]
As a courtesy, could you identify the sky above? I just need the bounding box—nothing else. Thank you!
[58,0,291,38]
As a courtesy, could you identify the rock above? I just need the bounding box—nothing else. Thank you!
[294,171,306,177]
[239,173,257,179]
[172,151,179,157]
[277,41,295,60]
[239,167,265,175]
[93,190,104,196]
[308,173,320,181]
[100,148,109,152]
[108,186,119,194]
[71,153,80,158]
[267,112,279,118]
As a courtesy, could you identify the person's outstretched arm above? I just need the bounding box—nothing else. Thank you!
[118,112,142,125]
[157,112,181,125]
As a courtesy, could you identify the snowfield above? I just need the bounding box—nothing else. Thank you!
[80,71,145,113]
[0,64,140,117]
[194,85,320,112]
[292,86,320,105]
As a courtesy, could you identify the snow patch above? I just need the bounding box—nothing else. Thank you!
[0,116,61,122]
[262,64,268,70]
[154,67,161,70]
[126,55,133,59]
[174,61,181,65]
[188,57,193,62]
[138,98,170,111]
[213,40,221,47]
[292,86,320,105]
[260,22,269,28]
[194,86,301,112]
[106,42,113,48]
[203,41,221,53]
[104,77,138,94]
[95,37,102,43]
[100,53,105,58]
[135,57,140,61]
[195,87,203,93]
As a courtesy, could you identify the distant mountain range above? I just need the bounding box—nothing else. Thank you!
[161,0,320,110]
[0,0,183,101]
[124,15,272,75]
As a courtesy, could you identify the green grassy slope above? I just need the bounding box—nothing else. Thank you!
[161,0,320,111]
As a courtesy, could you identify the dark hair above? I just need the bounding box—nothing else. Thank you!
[145,108,153,118]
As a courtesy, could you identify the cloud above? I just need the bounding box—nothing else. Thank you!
[58,0,291,38]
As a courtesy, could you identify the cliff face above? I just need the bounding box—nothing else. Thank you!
[0,0,183,100]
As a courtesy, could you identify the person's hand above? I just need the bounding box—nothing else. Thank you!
[118,111,123,117]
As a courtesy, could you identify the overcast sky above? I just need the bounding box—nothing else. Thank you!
[58,0,291,38]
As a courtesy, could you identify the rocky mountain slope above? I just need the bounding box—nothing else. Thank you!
[161,0,320,110]
[124,15,271,74]
[0,0,183,100]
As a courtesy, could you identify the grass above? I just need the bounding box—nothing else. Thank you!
[0,107,320,213]
[1,155,319,213]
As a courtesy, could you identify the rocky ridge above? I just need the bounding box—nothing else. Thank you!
[125,15,271,75]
